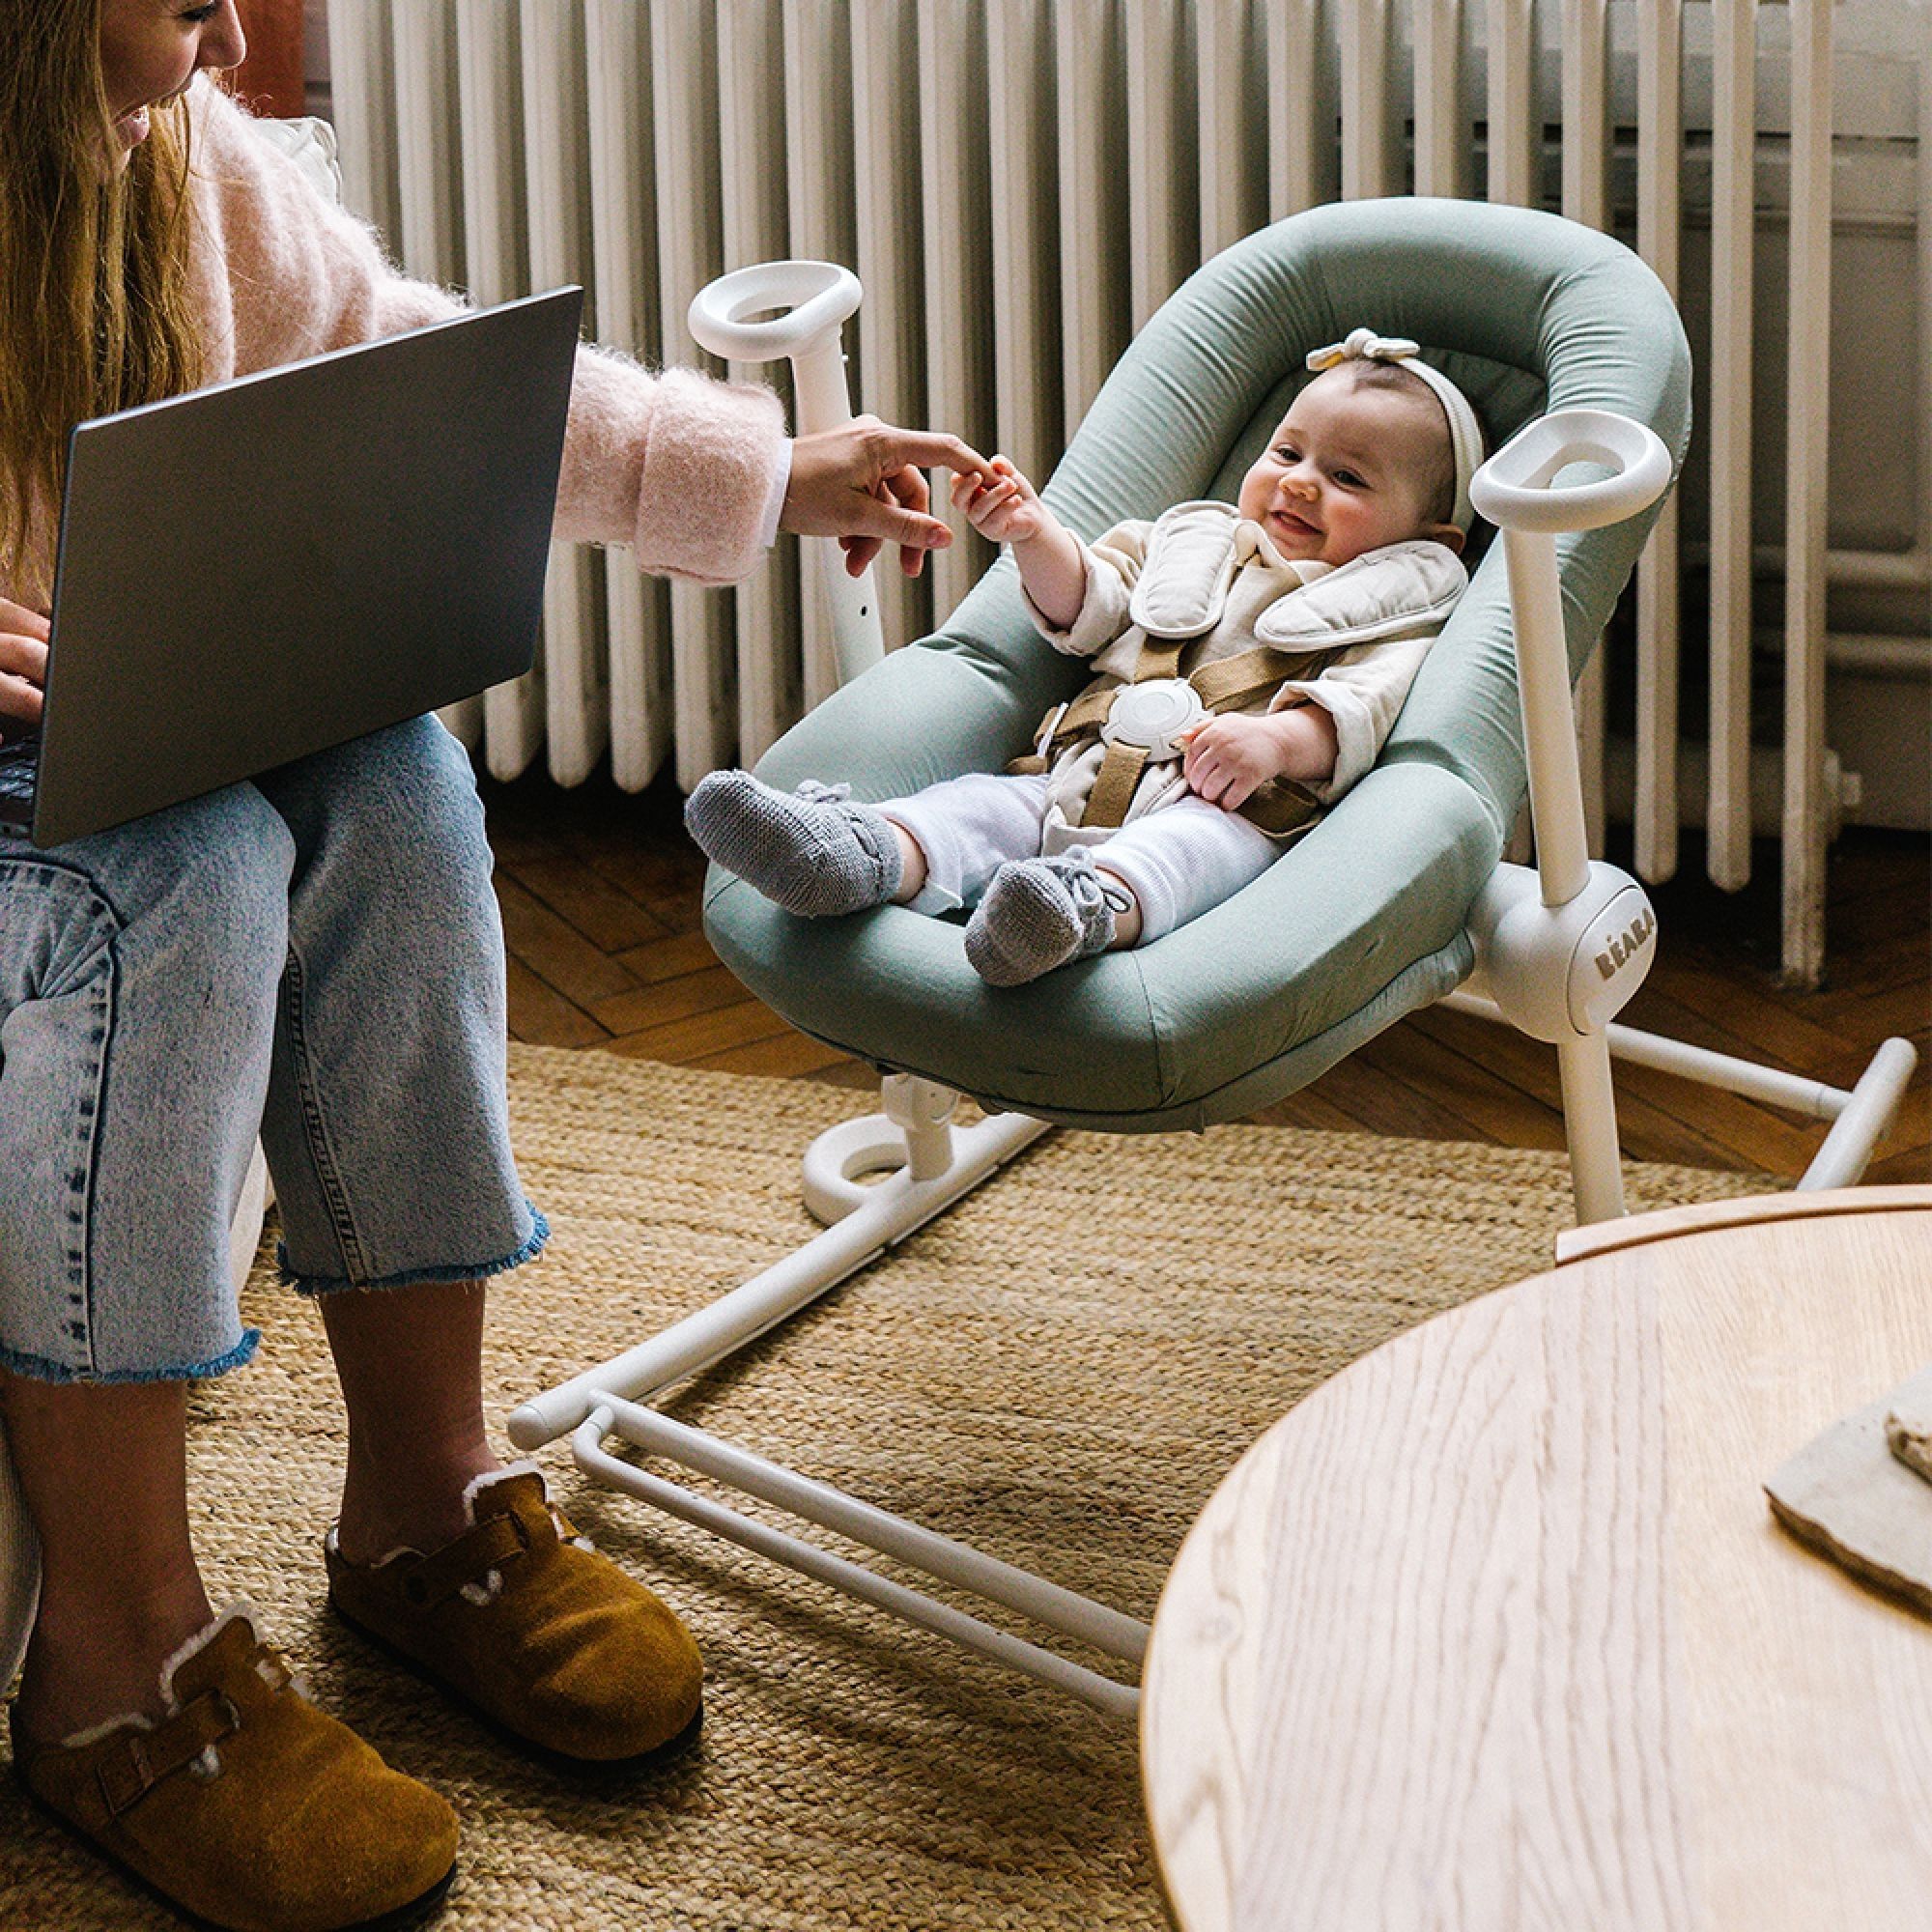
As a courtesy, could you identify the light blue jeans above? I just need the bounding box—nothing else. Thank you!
[0,715,544,1383]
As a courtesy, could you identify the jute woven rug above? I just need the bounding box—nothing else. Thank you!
[2,1044,1764,1930]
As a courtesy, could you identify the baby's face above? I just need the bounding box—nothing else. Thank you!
[1237,368,1460,567]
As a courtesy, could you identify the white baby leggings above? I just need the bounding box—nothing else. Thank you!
[879,770,1279,944]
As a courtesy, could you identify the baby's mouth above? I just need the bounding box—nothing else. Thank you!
[1271,508,1320,537]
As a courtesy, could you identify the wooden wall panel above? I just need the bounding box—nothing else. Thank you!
[232,0,308,119]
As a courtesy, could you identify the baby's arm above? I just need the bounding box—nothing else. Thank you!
[1180,706,1340,811]
[950,458,1088,632]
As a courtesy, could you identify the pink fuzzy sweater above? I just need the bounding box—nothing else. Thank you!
[15,79,788,596]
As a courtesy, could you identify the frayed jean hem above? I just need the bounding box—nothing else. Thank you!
[0,1327,261,1385]
[280,1204,552,1296]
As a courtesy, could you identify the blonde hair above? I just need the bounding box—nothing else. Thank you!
[0,0,203,598]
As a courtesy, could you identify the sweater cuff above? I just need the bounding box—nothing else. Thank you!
[633,367,788,586]
[759,442,791,551]
[1270,681,1373,802]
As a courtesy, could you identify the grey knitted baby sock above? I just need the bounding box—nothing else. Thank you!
[963,848,1129,986]
[685,771,903,917]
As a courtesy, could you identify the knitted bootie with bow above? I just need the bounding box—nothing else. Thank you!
[685,770,902,917]
[963,848,1130,985]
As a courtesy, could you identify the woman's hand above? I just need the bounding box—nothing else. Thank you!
[0,597,48,727]
[1180,706,1338,810]
[950,456,1050,545]
[781,416,991,579]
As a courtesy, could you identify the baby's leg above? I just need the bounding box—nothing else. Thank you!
[876,772,1053,913]
[962,849,1131,984]
[960,792,1279,985]
[953,793,1281,985]
[1086,795,1279,945]
[685,768,1049,921]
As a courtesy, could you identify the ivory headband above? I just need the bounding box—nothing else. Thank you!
[1305,327,1484,532]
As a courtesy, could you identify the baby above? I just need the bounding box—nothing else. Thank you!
[688,327,1483,984]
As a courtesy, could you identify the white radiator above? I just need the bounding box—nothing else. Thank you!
[323,0,1928,985]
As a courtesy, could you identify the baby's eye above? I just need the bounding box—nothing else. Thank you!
[1274,445,1298,463]
[1333,469,1366,488]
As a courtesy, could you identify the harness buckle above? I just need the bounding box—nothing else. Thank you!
[1099,678,1208,761]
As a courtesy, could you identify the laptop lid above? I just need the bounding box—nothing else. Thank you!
[29,286,583,848]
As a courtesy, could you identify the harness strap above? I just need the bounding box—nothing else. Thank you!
[1188,644,1310,710]
[1003,683,1114,778]
[1054,686,1118,740]
[1006,628,1341,834]
[1024,644,1320,765]
[1133,636,1185,682]
[1236,777,1323,837]
[1078,748,1322,836]
[1084,741,1149,828]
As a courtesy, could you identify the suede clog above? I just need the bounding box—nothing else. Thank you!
[326,1466,703,1765]
[11,1605,458,1932]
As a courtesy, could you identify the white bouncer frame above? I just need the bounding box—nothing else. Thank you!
[509,266,1918,1721]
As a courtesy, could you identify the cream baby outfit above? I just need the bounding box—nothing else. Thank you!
[881,502,1466,942]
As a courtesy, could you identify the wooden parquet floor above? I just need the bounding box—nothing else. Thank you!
[481,767,1932,1187]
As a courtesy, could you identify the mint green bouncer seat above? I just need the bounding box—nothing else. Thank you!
[703,198,1687,1130]
[516,197,1915,1719]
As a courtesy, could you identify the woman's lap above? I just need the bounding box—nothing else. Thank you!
[0,717,540,1383]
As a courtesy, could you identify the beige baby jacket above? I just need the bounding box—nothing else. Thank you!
[1020,500,1468,850]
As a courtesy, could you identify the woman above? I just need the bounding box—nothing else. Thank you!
[0,6,986,1927]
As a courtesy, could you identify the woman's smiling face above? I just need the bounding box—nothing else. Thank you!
[97,0,246,169]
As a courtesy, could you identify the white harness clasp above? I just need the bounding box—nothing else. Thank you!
[1099,678,1208,761]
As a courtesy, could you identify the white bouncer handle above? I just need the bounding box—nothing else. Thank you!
[1468,407,1673,534]
[1467,409,1672,915]
[1464,409,1673,1224]
[688,261,885,686]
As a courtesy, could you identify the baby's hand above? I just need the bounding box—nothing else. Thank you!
[951,456,1050,545]
[1180,713,1293,811]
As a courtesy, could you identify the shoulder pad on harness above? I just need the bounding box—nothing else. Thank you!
[1125,501,1241,640]
[1254,539,1467,653]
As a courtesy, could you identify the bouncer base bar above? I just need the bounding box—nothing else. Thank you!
[599,1393,1148,1659]
[508,1101,1051,1452]
[1799,1037,1919,1190]
[1439,988,1917,1187]
[572,1409,1145,1719]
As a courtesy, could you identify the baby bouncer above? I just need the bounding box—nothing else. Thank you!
[509,199,1916,1719]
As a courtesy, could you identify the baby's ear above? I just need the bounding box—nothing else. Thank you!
[1426,522,1467,555]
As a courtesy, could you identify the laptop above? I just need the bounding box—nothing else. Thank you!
[0,285,583,848]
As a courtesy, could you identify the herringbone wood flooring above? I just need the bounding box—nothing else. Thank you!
[482,767,1931,1186]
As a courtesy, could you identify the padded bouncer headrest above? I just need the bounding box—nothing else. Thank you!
[704,198,1690,1131]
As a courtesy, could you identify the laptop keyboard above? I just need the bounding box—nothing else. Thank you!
[0,732,40,804]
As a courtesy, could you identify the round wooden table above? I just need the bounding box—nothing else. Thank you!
[1141,1186,1932,1932]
